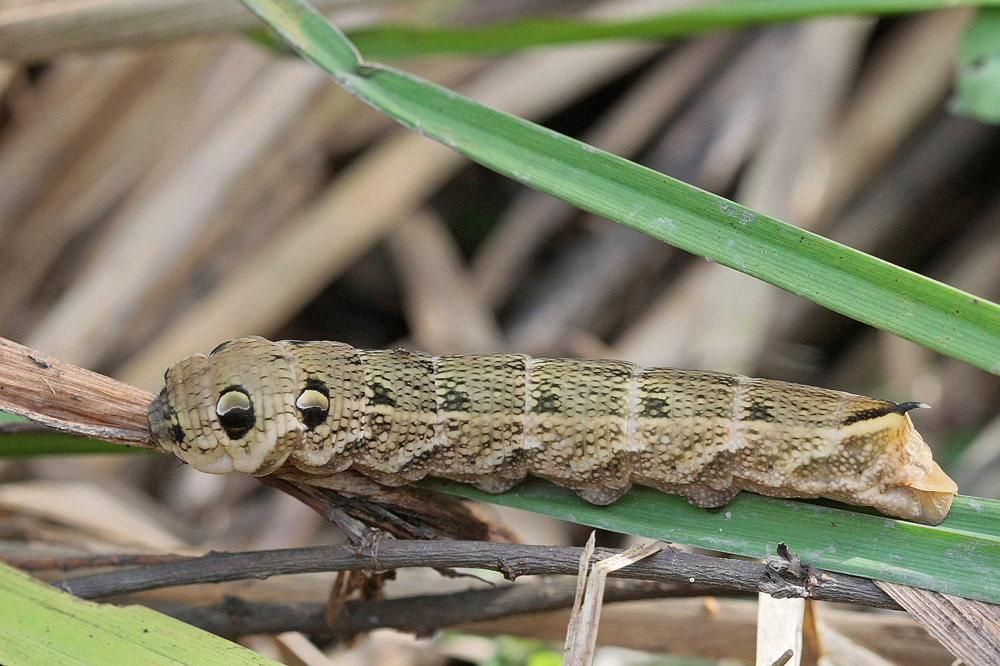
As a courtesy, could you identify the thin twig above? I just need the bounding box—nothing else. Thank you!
[153,578,719,640]
[52,540,900,610]
[265,471,518,543]
[769,649,794,666]
[2,553,193,572]
[257,475,373,545]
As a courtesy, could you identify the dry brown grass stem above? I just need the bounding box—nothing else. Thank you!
[0,0,393,63]
[0,335,155,447]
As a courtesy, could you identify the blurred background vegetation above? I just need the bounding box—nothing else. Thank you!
[1,0,999,664]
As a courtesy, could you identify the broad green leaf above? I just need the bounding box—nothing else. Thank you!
[952,8,1000,122]
[424,478,1000,605]
[0,561,278,665]
[345,0,1000,57]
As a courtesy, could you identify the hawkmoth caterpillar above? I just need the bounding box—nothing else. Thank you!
[147,337,957,524]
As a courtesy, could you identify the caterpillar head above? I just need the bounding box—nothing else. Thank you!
[148,337,305,476]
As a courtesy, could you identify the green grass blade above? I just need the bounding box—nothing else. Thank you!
[423,478,1000,604]
[0,431,152,456]
[0,411,152,456]
[346,0,1000,56]
[239,0,1000,375]
[0,561,279,665]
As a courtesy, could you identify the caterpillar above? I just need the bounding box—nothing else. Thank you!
[147,336,957,524]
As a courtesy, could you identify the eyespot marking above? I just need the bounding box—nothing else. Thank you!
[296,380,330,430]
[216,386,255,440]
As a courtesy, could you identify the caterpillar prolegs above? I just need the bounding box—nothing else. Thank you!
[147,337,957,524]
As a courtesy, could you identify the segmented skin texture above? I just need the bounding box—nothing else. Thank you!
[147,337,958,524]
